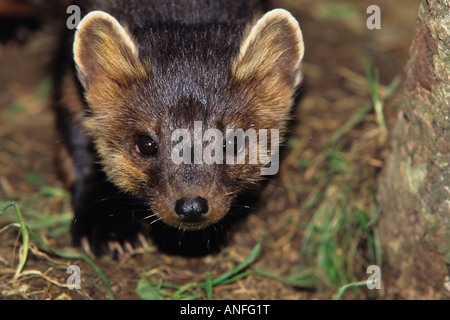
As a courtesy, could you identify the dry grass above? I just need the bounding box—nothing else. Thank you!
[0,0,420,300]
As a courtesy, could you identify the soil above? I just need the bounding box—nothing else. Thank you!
[0,0,421,300]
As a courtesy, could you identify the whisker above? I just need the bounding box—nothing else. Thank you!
[105,207,152,218]
[137,212,159,224]
[149,217,163,225]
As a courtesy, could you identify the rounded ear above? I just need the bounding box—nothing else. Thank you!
[233,8,304,89]
[73,10,145,90]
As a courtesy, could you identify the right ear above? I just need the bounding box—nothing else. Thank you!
[73,10,146,90]
[232,9,304,90]
[232,9,304,123]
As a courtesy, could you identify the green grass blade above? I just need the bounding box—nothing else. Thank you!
[205,272,213,300]
[381,75,401,100]
[1,201,114,300]
[2,202,29,278]
[211,233,263,286]
[171,282,198,299]
[364,63,401,135]
[328,101,373,147]
[26,226,114,300]
[254,269,317,288]
[332,279,377,300]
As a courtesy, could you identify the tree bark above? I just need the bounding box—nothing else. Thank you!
[378,0,450,299]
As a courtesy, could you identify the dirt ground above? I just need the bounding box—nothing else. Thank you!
[0,0,421,300]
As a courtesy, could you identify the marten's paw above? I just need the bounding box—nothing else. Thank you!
[79,233,149,259]
[71,201,151,258]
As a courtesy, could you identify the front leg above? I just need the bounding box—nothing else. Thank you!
[71,172,150,257]
[53,71,149,257]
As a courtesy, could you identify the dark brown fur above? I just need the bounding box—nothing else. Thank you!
[53,0,304,255]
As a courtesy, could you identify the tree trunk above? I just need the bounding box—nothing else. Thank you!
[378,0,449,299]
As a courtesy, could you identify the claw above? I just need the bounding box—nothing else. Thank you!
[81,236,91,255]
[137,232,150,250]
[108,240,125,259]
[123,240,134,253]
[74,228,150,259]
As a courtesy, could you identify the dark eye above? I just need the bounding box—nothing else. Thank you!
[223,134,245,156]
[135,135,158,157]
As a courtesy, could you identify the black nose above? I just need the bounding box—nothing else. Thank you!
[174,196,209,223]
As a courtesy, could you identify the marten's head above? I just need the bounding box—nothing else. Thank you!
[73,9,304,230]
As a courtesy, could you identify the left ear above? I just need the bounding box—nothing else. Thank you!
[73,10,146,91]
[233,8,304,93]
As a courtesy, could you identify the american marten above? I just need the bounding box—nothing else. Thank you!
[53,0,304,256]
